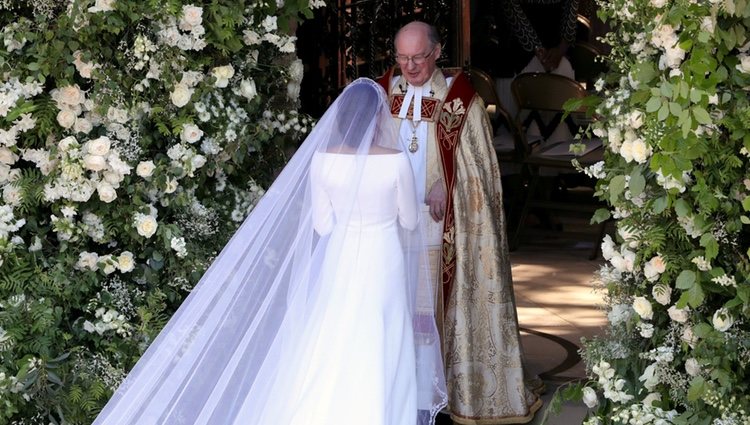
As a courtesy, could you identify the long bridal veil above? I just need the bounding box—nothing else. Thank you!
[94,78,447,425]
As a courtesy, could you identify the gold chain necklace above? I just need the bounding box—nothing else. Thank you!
[408,120,420,153]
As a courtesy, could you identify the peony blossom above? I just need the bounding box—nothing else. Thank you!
[56,109,77,128]
[170,84,193,107]
[181,123,203,144]
[117,251,135,272]
[82,154,107,172]
[134,213,158,238]
[96,182,117,203]
[638,363,658,391]
[643,255,666,282]
[712,308,734,332]
[582,387,598,408]
[632,296,653,320]
[684,358,701,376]
[651,283,671,305]
[240,79,257,100]
[667,305,689,323]
[212,65,235,88]
[85,136,111,156]
[136,160,155,178]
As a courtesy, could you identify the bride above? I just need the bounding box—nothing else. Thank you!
[93,78,447,425]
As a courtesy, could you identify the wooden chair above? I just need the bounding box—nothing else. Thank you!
[510,72,604,257]
[466,66,526,162]
[569,41,607,89]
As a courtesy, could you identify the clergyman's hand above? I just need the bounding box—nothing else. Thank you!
[425,179,447,222]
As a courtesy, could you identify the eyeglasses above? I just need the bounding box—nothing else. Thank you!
[394,46,437,65]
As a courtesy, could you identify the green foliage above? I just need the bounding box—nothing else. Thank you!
[573,0,750,423]
[0,0,320,422]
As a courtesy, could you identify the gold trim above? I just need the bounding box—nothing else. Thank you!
[449,397,544,425]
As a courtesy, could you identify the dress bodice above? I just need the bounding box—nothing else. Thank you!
[310,151,418,234]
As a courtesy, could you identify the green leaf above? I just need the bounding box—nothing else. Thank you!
[700,234,719,260]
[743,196,750,211]
[591,208,611,224]
[693,106,712,125]
[669,102,682,117]
[609,175,626,203]
[676,270,696,289]
[741,215,750,224]
[629,169,646,197]
[658,103,670,121]
[690,88,703,103]
[652,196,669,214]
[674,198,691,217]
[646,96,662,113]
[687,377,706,402]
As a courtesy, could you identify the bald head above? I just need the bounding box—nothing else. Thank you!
[394,21,441,87]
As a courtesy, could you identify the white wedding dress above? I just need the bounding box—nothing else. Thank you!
[93,78,446,425]
[246,151,419,424]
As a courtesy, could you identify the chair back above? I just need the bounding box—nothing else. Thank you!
[467,66,501,117]
[568,41,606,87]
[512,72,588,141]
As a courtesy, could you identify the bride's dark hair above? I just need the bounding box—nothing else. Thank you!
[335,83,381,149]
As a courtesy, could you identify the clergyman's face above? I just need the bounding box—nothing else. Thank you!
[394,29,439,87]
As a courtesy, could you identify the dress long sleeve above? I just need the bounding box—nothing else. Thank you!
[396,153,419,231]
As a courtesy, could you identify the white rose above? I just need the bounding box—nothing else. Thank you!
[239,79,257,100]
[191,154,206,170]
[684,358,701,376]
[243,29,261,45]
[88,0,115,12]
[164,177,178,194]
[643,393,661,407]
[135,214,158,238]
[106,106,129,124]
[73,117,93,134]
[180,5,203,28]
[100,254,117,275]
[3,185,21,206]
[180,123,203,144]
[170,84,193,108]
[76,251,99,271]
[667,305,689,323]
[82,154,107,171]
[56,85,85,106]
[664,46,686,69]
[737,55,750,74]
[56,109,77,128]
[628,111,645,129]
[607,127,622,146]
[117,251,135,273]
[650,0,667,7]
[212,65,235,88]
[86,136,111,156]
[582,387,598,408]
[643,256,666,282]
[287,82,301,100]
[638,364,659,391]
[681,326,697,348]
[630,138,651,164]
[289,59,304,82]
[136,160,155,178]
[632,296,653,320]
[97,182,117,203]
[0,147,18,165]
[712,308,734,332]
[651,283,672,305]
[700,17,715,34]
[619,140,634,162]
[600,234,617,261]
[58,136,78,151]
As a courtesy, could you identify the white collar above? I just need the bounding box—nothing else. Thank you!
[397,82,431,122]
